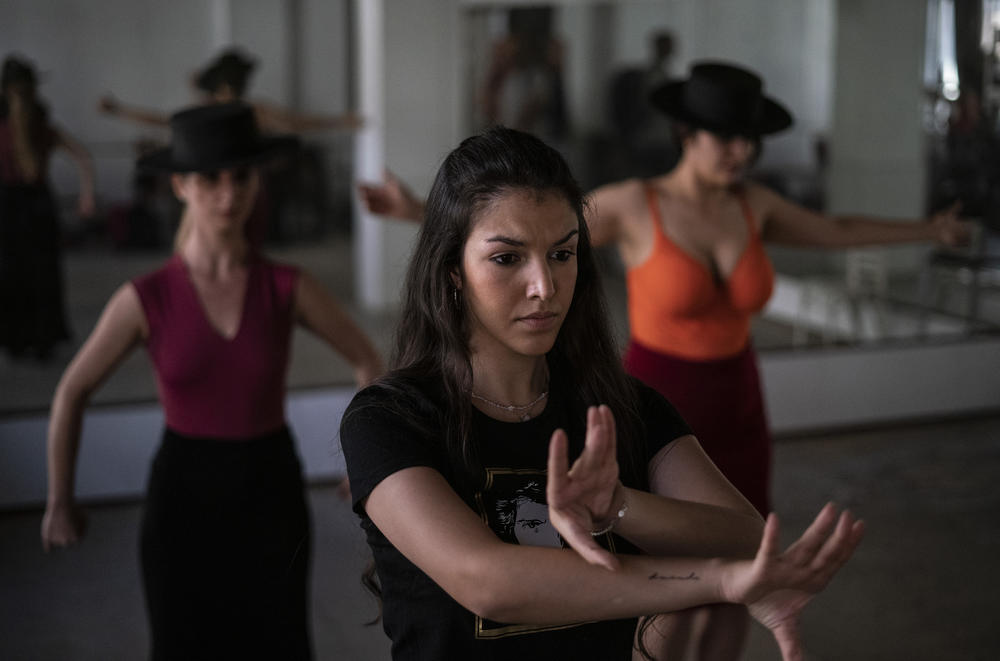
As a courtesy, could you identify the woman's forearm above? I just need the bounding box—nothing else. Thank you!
[614,487,763,558]
[821,214,938,247]
[46,385,86,506]
[463,543,733,625]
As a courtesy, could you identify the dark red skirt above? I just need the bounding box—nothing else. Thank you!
[624,340,772,514]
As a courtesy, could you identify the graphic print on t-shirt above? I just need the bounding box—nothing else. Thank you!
[473,467,617,639]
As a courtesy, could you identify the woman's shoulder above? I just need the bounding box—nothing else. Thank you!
[625,375,692,436]
[131,255,181,290]
[345,370,445,423]
[591,176,648,207]
[738,179,783,208]
[255,253,300,279]
[340,371,448,464]
[253,253,301,299]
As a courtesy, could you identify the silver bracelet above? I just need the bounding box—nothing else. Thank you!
[591,492,629,536]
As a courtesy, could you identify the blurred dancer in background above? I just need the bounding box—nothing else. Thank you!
[0,54,95,361]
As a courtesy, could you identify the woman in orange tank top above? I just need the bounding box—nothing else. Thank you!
[585,60,968,660]
[355,60,968,661]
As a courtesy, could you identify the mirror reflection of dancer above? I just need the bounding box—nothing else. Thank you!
[100,48,362,247]
[342,126,864,660]
[41,103,383,660]
[99,47,362,133]
[0,55,95,360]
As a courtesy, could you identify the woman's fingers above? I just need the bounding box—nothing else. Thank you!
[576,538,621,572]
[784,502,839,560]
[578,405,617,473]
[553,508,621,571]
[756,512,782,561]
[546,428,570,506]
[772,623,805,661]
[811,512,865,577]
[600,405,617,464]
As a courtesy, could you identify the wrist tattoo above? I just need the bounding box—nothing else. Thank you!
[648,571,699,581]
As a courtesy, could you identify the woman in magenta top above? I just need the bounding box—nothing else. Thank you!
[41,102,383,660]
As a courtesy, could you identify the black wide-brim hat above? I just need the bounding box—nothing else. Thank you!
[650,61,793,136]
[138,102,297,173]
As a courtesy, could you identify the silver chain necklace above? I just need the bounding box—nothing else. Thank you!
[470,390,549,422]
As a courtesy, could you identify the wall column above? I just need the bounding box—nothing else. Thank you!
[353,0,388,309]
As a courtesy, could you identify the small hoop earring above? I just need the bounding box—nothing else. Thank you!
[452,288,459,306]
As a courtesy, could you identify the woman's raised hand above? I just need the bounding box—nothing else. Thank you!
[357,169,423,221]
[930,201,972,247]
[546,405,624,571]
[723,503,865,661]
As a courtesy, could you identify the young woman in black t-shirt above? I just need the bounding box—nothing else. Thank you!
[340,126,864,661]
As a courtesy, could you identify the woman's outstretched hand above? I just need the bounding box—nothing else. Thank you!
[546,405,624,571]
[357,169,423,221]
[929,201,972,247]
[724,503,865,661]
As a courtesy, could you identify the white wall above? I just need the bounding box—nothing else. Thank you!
[827,0,929,273]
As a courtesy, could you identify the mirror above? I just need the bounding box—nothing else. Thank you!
[460,0,1000,351]
[0,1,369,415]
[2,0,999,417]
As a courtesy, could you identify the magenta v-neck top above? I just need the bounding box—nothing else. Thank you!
[132,254,299,439]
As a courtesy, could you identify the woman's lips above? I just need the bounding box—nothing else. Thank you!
[517,312,559,330]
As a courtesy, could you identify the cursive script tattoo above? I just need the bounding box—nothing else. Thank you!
[648,571,699,581]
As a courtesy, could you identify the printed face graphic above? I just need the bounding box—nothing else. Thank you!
[481,472,564,549]
[474,468,617,639]
[512,496,561,547]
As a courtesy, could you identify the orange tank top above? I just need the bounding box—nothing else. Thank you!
[626,186,775,360]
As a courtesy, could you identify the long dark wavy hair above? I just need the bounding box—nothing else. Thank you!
[379,126,647,492]
[350,127,657,656]
[1,55,50,183]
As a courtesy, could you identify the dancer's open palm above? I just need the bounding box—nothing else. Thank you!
[725,504,865,661]
[546,405,624,571]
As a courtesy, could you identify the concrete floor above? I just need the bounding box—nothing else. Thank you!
[2,412,998,660]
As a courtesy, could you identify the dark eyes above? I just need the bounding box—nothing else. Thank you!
[197,166,253,184]
[490,249,576,266]
[491,253,520,266]
[713,131,756,144]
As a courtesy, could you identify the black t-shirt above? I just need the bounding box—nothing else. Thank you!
[341,373,691,661]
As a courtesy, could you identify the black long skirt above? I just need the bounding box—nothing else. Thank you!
[140,427,312,661]
[0,182,70,358]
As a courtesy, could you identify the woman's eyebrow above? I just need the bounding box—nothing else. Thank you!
[483,229,579,247]
[484,235,524,247]
[552,229,579,246]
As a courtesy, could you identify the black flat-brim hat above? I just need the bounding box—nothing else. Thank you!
[649,61,793,136]
[137,102,297,173]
